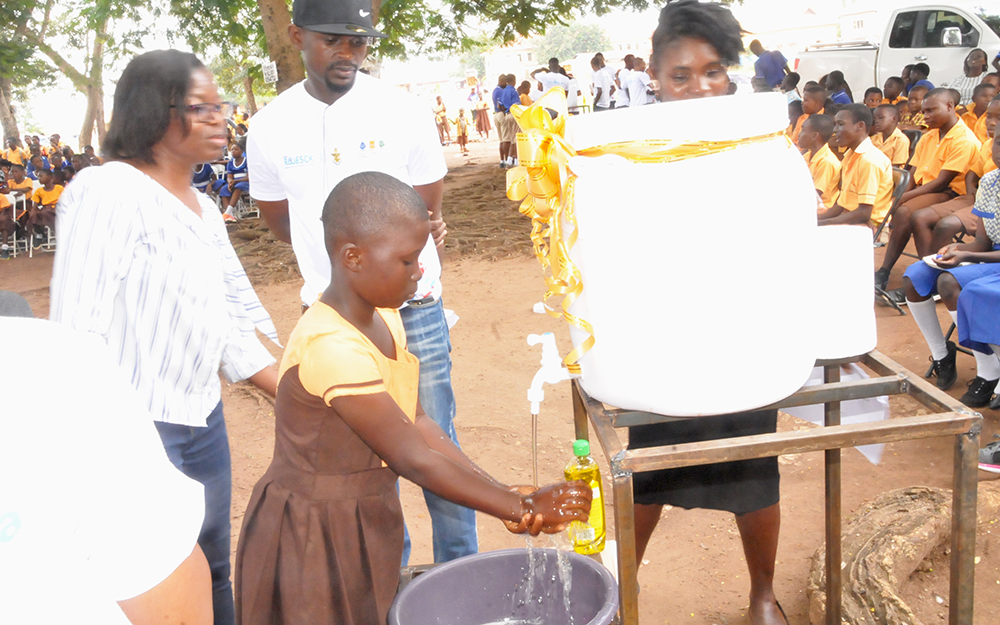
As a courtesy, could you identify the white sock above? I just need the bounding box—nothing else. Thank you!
[908,298,948,360]
[974,349,1000,380]
[224,207,234,216]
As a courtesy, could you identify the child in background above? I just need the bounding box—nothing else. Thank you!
[882,76,908,105]
[900,85,929,130]
[2,137,29,167]
[518,80,533,106]
[0,192,14,259]
[900,132,1000,406]
[25,153,49,181]
[214,137,249,222]
[864,87,883,109]
[61,165,76,185]
[456,109,470,156]
[192,163,216,194]
[790,84,827,144]
[797,114,841,211]
[787,100,804,136]
[871,103,911,167]
[962,83,997,143]
[234,172,591,625]
[26,168,62,247]
[781,72,801,103]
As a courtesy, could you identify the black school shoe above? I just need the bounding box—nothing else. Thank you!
[960,377,999,408]
[929,341,958,390]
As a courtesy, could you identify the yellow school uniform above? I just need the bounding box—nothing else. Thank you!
[837,137,894,225]
[1,148,29,166]
[973,114,989,144]
[871,127,911,167]
[881,95,907,106]
[961,108,985,139]
[8,178,33,197]
[790,108,824,144]
[970,137,998,177]
[909,120,981,196]
[31,184,64,207]
[808,143,841,209]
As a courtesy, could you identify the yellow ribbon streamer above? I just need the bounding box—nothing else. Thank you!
[506,89,791,373]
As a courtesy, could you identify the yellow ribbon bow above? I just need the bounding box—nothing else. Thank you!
[505,90,791,373]
[505,88,592,374]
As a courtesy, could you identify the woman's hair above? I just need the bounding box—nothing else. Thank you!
[233,136,247,153]
[103,49,206,164]
[965,48,988,75]
[652,0,744,68]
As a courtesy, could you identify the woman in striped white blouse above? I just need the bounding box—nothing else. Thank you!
[50,50,280,625]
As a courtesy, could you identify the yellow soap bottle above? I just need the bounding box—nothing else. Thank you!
[564,439,605,554]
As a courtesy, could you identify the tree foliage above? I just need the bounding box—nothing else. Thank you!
[533,23,611,64]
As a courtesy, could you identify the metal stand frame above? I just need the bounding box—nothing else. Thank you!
[572,349,981,625]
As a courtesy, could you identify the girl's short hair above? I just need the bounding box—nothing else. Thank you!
[652,0,744,68]
[103,49,206,164]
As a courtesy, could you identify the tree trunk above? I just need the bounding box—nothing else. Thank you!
[243,74,258,115]
[256,0,305,94]
[80,84,100,149]
[78,16,108,149]
[95,93,106,147]
[0,77,19,142]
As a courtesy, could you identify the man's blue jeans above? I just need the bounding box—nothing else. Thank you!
[154,402,234,625]
[399,298,479,564]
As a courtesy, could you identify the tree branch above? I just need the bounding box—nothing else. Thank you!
[23,29,90,92]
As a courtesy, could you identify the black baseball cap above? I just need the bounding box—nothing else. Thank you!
[292,0,387,38]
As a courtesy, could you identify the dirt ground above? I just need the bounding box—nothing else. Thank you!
[5,134,1000,624]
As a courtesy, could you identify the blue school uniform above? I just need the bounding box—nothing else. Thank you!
[25,156,50,181]
[216,156,250,198]
[192,164,214,193]
[955,171,1000,353]
[905,169,1000,297]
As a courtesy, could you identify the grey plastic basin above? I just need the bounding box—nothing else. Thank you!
[388,547,618,625]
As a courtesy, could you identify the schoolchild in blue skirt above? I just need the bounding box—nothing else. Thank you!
[903,141,1000,407]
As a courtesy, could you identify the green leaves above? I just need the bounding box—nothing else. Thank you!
[533,22,611,65]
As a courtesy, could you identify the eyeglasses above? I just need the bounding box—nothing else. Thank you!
[171,102,233,122]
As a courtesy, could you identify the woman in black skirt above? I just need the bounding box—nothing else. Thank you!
[634,2,786,624]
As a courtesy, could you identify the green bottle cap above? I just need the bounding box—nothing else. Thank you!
[573,439,590,457]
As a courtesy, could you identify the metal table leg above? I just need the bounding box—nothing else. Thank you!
[613,471,639,625]
[950,427,980,624]
[824,364,842,625]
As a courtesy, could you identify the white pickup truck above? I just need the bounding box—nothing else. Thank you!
[795,3,1000,96]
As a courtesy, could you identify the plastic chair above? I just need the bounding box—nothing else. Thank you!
[874,167,911,315]
[902,129,922,162]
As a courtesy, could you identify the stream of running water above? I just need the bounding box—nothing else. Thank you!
[501,537,575,625]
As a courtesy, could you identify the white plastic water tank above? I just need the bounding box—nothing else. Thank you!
[561,93,822,416]
[812,225,878,360]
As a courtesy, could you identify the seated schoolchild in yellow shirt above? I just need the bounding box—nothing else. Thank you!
[790,84,826,145]
[961,83,997,144]
[871,103,911,167]
[918,94,1000,245]
[899,85,929,131]
[875,88,982,291]
[2,138,29,167]
[796,113,840,211]
[881,77,907,106]
[818,105,894,227]
[26,168,63,246]
[863,87,883,109]
[0,193,14,257]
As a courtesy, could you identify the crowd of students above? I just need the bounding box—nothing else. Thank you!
[0,134,106,257]
[772,48,1000,433]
